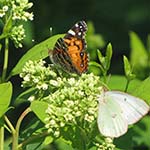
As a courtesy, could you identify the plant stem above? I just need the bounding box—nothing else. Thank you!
[124,79,130,92]
[102,71,107,84]
[0,127,4,150]
[4,116,16,150]
[2,37,9,82]
[14,107,31,150]
[0,33,7,40]
[4,116,15,133]
[4,108,31,150]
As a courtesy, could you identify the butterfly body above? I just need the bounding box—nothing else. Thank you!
[49,21,88,75]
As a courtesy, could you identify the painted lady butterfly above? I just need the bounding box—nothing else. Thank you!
[49,21,88,75]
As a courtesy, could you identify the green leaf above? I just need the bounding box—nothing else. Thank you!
[20,119,47,150]
[132,116,150,147]
[127,79,141,93]
[55,138,73,150]
[147,34,150,52]
[97,49,105,65]
[107,75,127,91]
[130,31,148,66]
[43,136,53,146]
[14,88,36,106]
[88,65,102,76]
[107,75,140,92]
[3,15,12,33]
[61,125,88,150]
[86,21,105,49]
[123,55,136,80]
[10,34,64,77]
[105,43,112,70]
[131,76,150,104]
[30,101,49,124]
[147,34,150,68]
[87,21,95,35]
[130,31,148,77]
[0,82,12,117]
[89,61,104,72]
[115,117,149,149]
[114,128,133,149]
[96,43,112,74]
[26,142,43,150]
[123,55,131,76]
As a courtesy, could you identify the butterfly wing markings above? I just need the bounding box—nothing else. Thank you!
[50,21,88,75]
[64,21,88,74]
[50,38,76,73]
[65,21,87,40]
[97,92,128,138]
[106,91,149,125]
[64,37,88,74]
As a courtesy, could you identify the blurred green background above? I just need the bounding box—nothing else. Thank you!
[1,0,150,76]
[23,0,150,74]
[1,0,150,149]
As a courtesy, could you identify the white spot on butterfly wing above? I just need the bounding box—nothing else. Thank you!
[78,32,81,36]
[75,23,79,27]
[68,29,76,36]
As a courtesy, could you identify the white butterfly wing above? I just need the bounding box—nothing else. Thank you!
[97,93,128,138]
[105,91,149,125]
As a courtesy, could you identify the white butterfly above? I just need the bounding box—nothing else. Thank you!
[97,91,149,138]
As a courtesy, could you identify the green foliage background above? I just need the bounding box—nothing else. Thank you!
[4,0,150,74]
[1,0,150,149]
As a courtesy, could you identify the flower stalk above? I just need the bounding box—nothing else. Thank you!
[0,127,4,150]
[4,108,31,150]
[13,107,31,150]
[2,37,9,82]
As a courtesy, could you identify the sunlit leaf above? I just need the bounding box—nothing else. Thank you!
[30,101,49,124]
[87,21,105,49]
[107,75,141,92]
[147,34,150,52]
[131,76,150,104]
[97,49,104,65]
[130,31,148,78]
[107,75,127,91]
[0,82,12,117]
[3,15,12,33]
[123,55,136,80]
[10,34,64,77]
[89,61,104,73]
[105,43,112,70]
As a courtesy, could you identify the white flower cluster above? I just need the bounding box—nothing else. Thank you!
[0,0,34,47]
[11,0,33,21]
[2,0,34,21]
[20,60,103,139]
[0,6,9,17]
[95,138,116,150]
[10,25,25,48]
[44,73,103,137]
[20,60,57,91]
